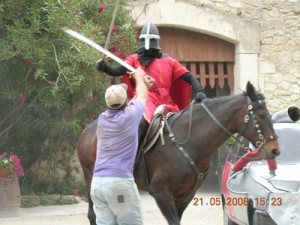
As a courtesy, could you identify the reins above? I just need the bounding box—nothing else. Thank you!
[165,95,277,166]
[168,99,196,145]
[201,96,277,160]
[201,101,250,151]
[163,99,209,198]
[164,99,202,176]
[161,94,278,197]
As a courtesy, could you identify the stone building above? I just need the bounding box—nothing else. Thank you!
[127,0,300,113]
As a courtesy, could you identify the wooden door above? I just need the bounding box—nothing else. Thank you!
[159,27,235,97]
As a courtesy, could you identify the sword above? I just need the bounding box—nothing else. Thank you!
[61,27,136,73]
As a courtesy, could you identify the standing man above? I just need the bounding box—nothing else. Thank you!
[96,22,206,140]
[90,67,153,225]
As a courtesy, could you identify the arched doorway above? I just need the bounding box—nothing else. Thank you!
[159,27,235,98]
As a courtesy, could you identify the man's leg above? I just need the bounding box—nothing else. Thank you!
[106,178,143,225]
[90,177,117,225]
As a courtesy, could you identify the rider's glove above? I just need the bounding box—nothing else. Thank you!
[96,59,109,72]
[195,91,206,102]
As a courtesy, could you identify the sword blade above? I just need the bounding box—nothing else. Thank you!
[62,27,136,72]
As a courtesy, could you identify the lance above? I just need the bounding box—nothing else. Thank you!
[103,0,120,52]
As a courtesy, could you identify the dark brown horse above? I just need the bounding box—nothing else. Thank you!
[77,82,280,225]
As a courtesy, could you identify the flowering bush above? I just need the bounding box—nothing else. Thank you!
[0,0,136,193]
[0,152,24,177]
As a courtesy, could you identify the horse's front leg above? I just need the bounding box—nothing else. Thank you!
[151,190,181,225]
[175,199,193,221]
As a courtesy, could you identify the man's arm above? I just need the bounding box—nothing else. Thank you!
[96,59,127,77]
[180,72,206,102]
[131,68,154,104]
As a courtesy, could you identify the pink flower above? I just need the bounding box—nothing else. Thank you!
[112,25,116,33]
[89,115,94,122]
[18,91,26,103]
[63,116,69,121]
[120,53,127,60]
[0,153,24,177]
[118,35,125,41]
[92,96,98,101]
[109,45,118,53]
[25,59,31,65]
[98,4,107,12]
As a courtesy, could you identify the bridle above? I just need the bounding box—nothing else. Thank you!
[201,96,278,158]
[162,95,277,194]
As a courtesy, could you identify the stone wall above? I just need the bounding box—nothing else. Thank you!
[29,149,84,194]
[127,0,300,113]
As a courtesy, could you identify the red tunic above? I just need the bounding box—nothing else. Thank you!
[123,54,191,123]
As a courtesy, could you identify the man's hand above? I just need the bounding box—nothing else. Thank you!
[144,75,155,89]
[131,68,155,89]
[131,67,146,79]
[132,67,148,104]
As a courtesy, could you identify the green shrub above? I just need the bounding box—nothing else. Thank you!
[0,0,137,194]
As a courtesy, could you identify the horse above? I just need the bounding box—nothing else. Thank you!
[77,81,280,225]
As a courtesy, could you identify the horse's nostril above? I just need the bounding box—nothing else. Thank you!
[272,149,280,156]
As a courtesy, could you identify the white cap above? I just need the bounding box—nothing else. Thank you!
[105,83,128,109]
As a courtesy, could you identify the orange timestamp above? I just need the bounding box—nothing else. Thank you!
[193,197,222,206]
[254,197,282,206]
[193,197,283,207]
[193,197,248,206]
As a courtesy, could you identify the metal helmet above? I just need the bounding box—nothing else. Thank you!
[139,22,161,50]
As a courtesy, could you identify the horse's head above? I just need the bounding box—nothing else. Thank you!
[237,82,280,160]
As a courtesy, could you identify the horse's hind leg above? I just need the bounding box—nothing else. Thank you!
[83,171,97,225]
[87,196,96,225]
[152,190,181,225]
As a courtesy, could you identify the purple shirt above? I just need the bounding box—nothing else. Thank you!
[93,100,145,178]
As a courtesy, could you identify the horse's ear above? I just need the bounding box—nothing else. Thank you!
[246,81,258,101]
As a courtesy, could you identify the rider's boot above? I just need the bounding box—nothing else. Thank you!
[138,118,149,147]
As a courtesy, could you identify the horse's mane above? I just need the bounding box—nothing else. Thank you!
[194,94,244,110]
[201,91,265,110]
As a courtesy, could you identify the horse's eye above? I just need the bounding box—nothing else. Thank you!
[257,113,265,119]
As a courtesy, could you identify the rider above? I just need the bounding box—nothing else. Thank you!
[96,22,207,141]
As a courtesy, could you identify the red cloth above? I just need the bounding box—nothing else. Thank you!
[267,160,277,171]
[233,151,260,172]
[233,150,278,172]
[123,54,191,123]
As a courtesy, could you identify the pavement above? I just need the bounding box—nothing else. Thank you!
[0,183,223,225]
[0,195,89,225]
[0,191,164,225]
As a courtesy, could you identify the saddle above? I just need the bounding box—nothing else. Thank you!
[134,105,175,189]
[142,105,167,153]
[134,105,173,168]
